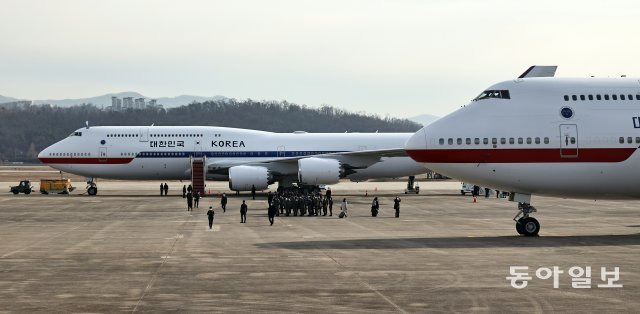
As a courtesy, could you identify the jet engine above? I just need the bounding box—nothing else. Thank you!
[298,158,341,185]
[228,165,272,191]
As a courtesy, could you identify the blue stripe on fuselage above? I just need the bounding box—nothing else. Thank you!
[135,151,346,158]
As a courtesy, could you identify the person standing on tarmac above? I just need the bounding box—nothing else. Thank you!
[160,183,164,196]
[339,198,348,218]
[194,192,201,208]
[393,196,401,218]
[207,207,215,229]
[268,202,276,226]
[182,185,186,198]
[371,197,379,217]
[267,191,273,206]
[163,183,169,196]
[186,192,193,212]
[328,197,333,216]
[322,196,328,216]
[484,188,490,198]
[187,184,192,195]
[221,193,227,213]
[251,185,256,200]
[240,200,248,223]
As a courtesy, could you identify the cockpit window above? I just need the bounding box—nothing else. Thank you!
[69,131,83,137]
[473,90,511,101]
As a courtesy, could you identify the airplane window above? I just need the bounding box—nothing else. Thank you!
[588,95,593,100]
[474,138,480,145]
[456,138,462,145]
[473,90,511,101]
[535,137,541,144]
[636,137,640,143]
[563,95,569,101]
[621,95,626,100]
[492,138,497,145]
[596,95,602,100]
[636,95,640,100]
[613,94,618,100]
[483,138,488,144]
[439,138,444,145]
[572,95,577,101]
[580,95,585,101]
[570,137,576,144]
[509,138,515,144]
[628,94,633,100]
[526,137,532,144]
[448,138,453,145]
[465,138,471,145]
[605,94,610,100]
[500,138,506,144]
[627,137,633,144]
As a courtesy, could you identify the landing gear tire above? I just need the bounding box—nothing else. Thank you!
[520,217,540,236]
[87,186,98,196]
[515,219,524,235]
[24,189,31,195]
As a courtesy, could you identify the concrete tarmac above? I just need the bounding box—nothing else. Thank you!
[0,181,639,312]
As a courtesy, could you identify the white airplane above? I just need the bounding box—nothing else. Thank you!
[38,126,425,196]
[405,66,640,236]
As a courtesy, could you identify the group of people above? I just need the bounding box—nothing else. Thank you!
[159,183,169,196]
[266,189,335,219]
[182,184,202,211]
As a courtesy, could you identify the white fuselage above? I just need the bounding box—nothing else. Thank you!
[406,77,640,199]
[38,126,425,182]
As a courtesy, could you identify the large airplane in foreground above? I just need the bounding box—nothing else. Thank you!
[38,127,425,196]
[406,65,640,236]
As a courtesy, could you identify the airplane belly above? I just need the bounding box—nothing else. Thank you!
[426,156,640,199]
[47,158,191,180]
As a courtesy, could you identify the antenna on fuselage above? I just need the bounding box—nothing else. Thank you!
[151,123,155,126]
[85,121,89,129]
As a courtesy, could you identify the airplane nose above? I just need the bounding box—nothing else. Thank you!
[405,127,428,162]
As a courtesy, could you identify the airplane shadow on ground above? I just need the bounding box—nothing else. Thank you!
[256,233,640,249]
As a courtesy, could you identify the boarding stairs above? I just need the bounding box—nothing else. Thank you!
[191,156,206,196]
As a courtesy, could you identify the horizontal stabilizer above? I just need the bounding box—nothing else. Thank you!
[518,65,558,78]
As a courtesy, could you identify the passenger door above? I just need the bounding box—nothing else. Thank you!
[139,127,149,142]
[99,147,108,162]
[559,124,578,158]
[277,146,286,157]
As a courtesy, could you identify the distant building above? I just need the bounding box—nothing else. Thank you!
[135,98,145,109]
[123,97,133,109]
[148,99,157,107]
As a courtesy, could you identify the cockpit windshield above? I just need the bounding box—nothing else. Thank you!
[473,89,511,101]
[68,131,83,137]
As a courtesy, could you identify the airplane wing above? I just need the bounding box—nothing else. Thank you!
[206,148,407,175]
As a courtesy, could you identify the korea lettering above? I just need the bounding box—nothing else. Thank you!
[507,266,622,289]
[150,140,185,148]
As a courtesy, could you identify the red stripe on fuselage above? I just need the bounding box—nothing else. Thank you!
[406,148,637,163]
[38,157,135,164]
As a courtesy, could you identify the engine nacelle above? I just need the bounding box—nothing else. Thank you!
[228,166,271,191]
[298,158,341,185]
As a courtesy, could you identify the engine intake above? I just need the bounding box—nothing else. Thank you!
[298,158,341,185]
[228,165,272,191]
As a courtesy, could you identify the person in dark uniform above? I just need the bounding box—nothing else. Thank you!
[221,193,227,213]
[160,183,164,196]
[393,196,401,218]
[207,207,215,229]
[371,197,379,217]
[328,197,333,216]
[326,188,332,199]
[240,200,248,223]
[322,196,328,216]
[163,183,168,196]
[268,202,276,226]
[472,185,480,197]
[251,185,256,200]
[484,187,490,198]
[182,185,186,198]
[267,191,273,206]
[194,192,201,208]
[186,192,193,211]
[496,190,500,198]
[187,184,192,194]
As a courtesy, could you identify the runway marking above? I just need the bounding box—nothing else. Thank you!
[132,217,191,313]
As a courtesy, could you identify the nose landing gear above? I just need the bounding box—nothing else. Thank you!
[514,202,539,236]
[86,178,98,196]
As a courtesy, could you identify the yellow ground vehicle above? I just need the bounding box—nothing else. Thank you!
[40,179,75,195]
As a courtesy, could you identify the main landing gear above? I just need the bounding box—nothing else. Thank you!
[513,202,540,236]
[86,178,98,196]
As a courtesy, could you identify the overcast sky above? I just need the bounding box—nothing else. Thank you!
[1,0,639,117]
